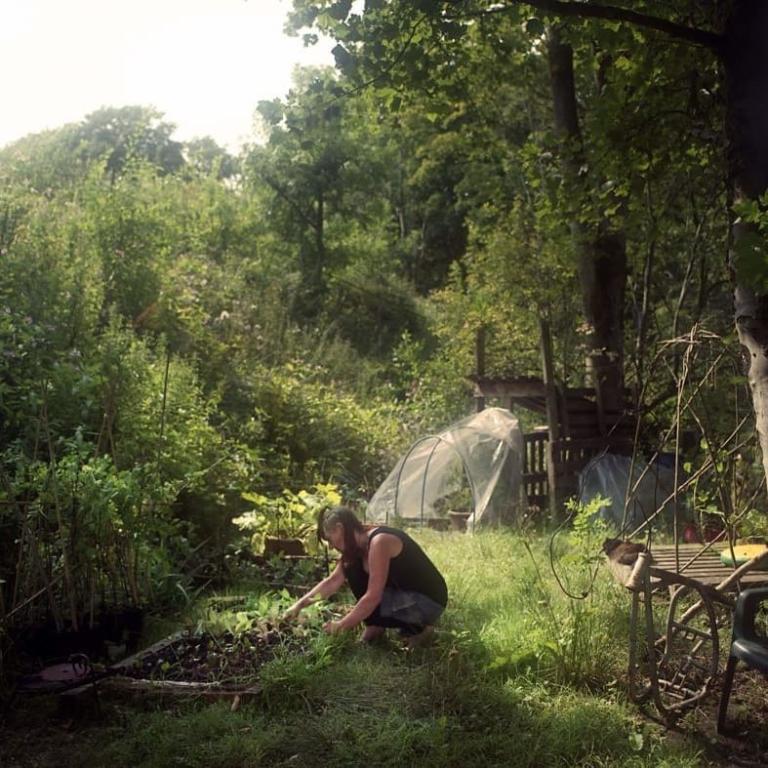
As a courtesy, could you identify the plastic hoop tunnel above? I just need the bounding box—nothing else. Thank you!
[365,407,526,529]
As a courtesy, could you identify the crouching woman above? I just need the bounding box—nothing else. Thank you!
[284,507,447,644]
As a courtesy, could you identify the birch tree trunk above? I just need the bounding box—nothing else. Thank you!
[726,0,768,483]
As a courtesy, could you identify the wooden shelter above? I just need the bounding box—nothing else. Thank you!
[469,322,635,518]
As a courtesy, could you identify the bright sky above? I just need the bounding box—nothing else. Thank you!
[0,0,334,151]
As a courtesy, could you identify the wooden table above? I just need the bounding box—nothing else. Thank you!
[607,542,768,721]
[648,543,768,587]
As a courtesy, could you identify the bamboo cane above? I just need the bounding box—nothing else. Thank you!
[30,524,65,631]
[0,574,64,628]
[11,513,28,612]
[89,570,96,630]
[41,386,79,631]
[2,471,31,613]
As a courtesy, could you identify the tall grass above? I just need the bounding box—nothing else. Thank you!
[424,527,630,688]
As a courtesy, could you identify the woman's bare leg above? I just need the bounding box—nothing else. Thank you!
[361,625,386,643]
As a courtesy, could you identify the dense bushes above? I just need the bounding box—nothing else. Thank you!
[0,119,417,629]
[232,364,404,492]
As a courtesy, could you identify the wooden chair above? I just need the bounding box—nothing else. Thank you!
[717,586,768,733]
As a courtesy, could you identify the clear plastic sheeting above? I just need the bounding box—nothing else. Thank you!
[365,407,526,529]
[577,453,679,531]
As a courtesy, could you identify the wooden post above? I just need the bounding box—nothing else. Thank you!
[475,326,486,413]
[540,318,561,521]
[592,354,608,436]
[557,386,570,439]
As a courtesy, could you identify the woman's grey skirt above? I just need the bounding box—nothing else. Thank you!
[377,587,445,630]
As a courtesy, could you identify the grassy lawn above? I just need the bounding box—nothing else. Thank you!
[0,531,732,767]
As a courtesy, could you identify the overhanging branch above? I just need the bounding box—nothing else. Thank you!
[457,0,724,53]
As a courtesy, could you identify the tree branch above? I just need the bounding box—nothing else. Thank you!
[260,172,319,233]
[455,1,724,53]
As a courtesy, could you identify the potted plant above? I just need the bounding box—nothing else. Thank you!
[232,483,341,557]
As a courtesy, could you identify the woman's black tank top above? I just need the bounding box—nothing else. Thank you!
[344,526,448,607]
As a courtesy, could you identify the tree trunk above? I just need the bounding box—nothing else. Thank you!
[584,227,627,413]
[547,28,627,413]
[726,0,768,483]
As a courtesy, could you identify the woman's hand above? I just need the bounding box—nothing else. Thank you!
[323,620,344,635]
[283,561,345,623]
[283,601,303,621]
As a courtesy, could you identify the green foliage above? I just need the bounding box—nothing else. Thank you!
[0,93,425,626]
[257,632,342,711]
[424,530,627,689]
[73,105,184,179]
[0,0,750,679]
[192,589,330,636]
[682,422,765,542]
[1,439,184,617]
[568,495,611,559]
[247,68,353,320]
[0,1,758,761]
[732,197,768,291]
[233,483,342,551]
[183,136,238,179]
[325,263,427,358]
[233,364,405,493]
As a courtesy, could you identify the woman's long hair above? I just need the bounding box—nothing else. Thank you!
[318,506,368,565]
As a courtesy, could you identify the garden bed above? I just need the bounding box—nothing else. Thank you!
[61,594,342,699]
[114,626,294,688]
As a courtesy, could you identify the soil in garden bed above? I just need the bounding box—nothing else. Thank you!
[116,626,297,686]
[116,601,342,688]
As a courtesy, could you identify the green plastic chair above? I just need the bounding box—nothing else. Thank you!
[717,586,768,733]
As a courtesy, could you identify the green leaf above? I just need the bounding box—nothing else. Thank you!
[733,230,768,290]
[331,43,356,75]
[525,18,545,37]
[734,198,761,222]
[328,0,353,22]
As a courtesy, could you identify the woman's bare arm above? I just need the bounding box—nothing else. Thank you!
[284,559,345,619]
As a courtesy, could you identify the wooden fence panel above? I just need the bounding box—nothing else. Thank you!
[524,431,549,510]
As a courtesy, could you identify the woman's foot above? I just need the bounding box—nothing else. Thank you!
[404,625,435,650]
[361,625,386,643]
